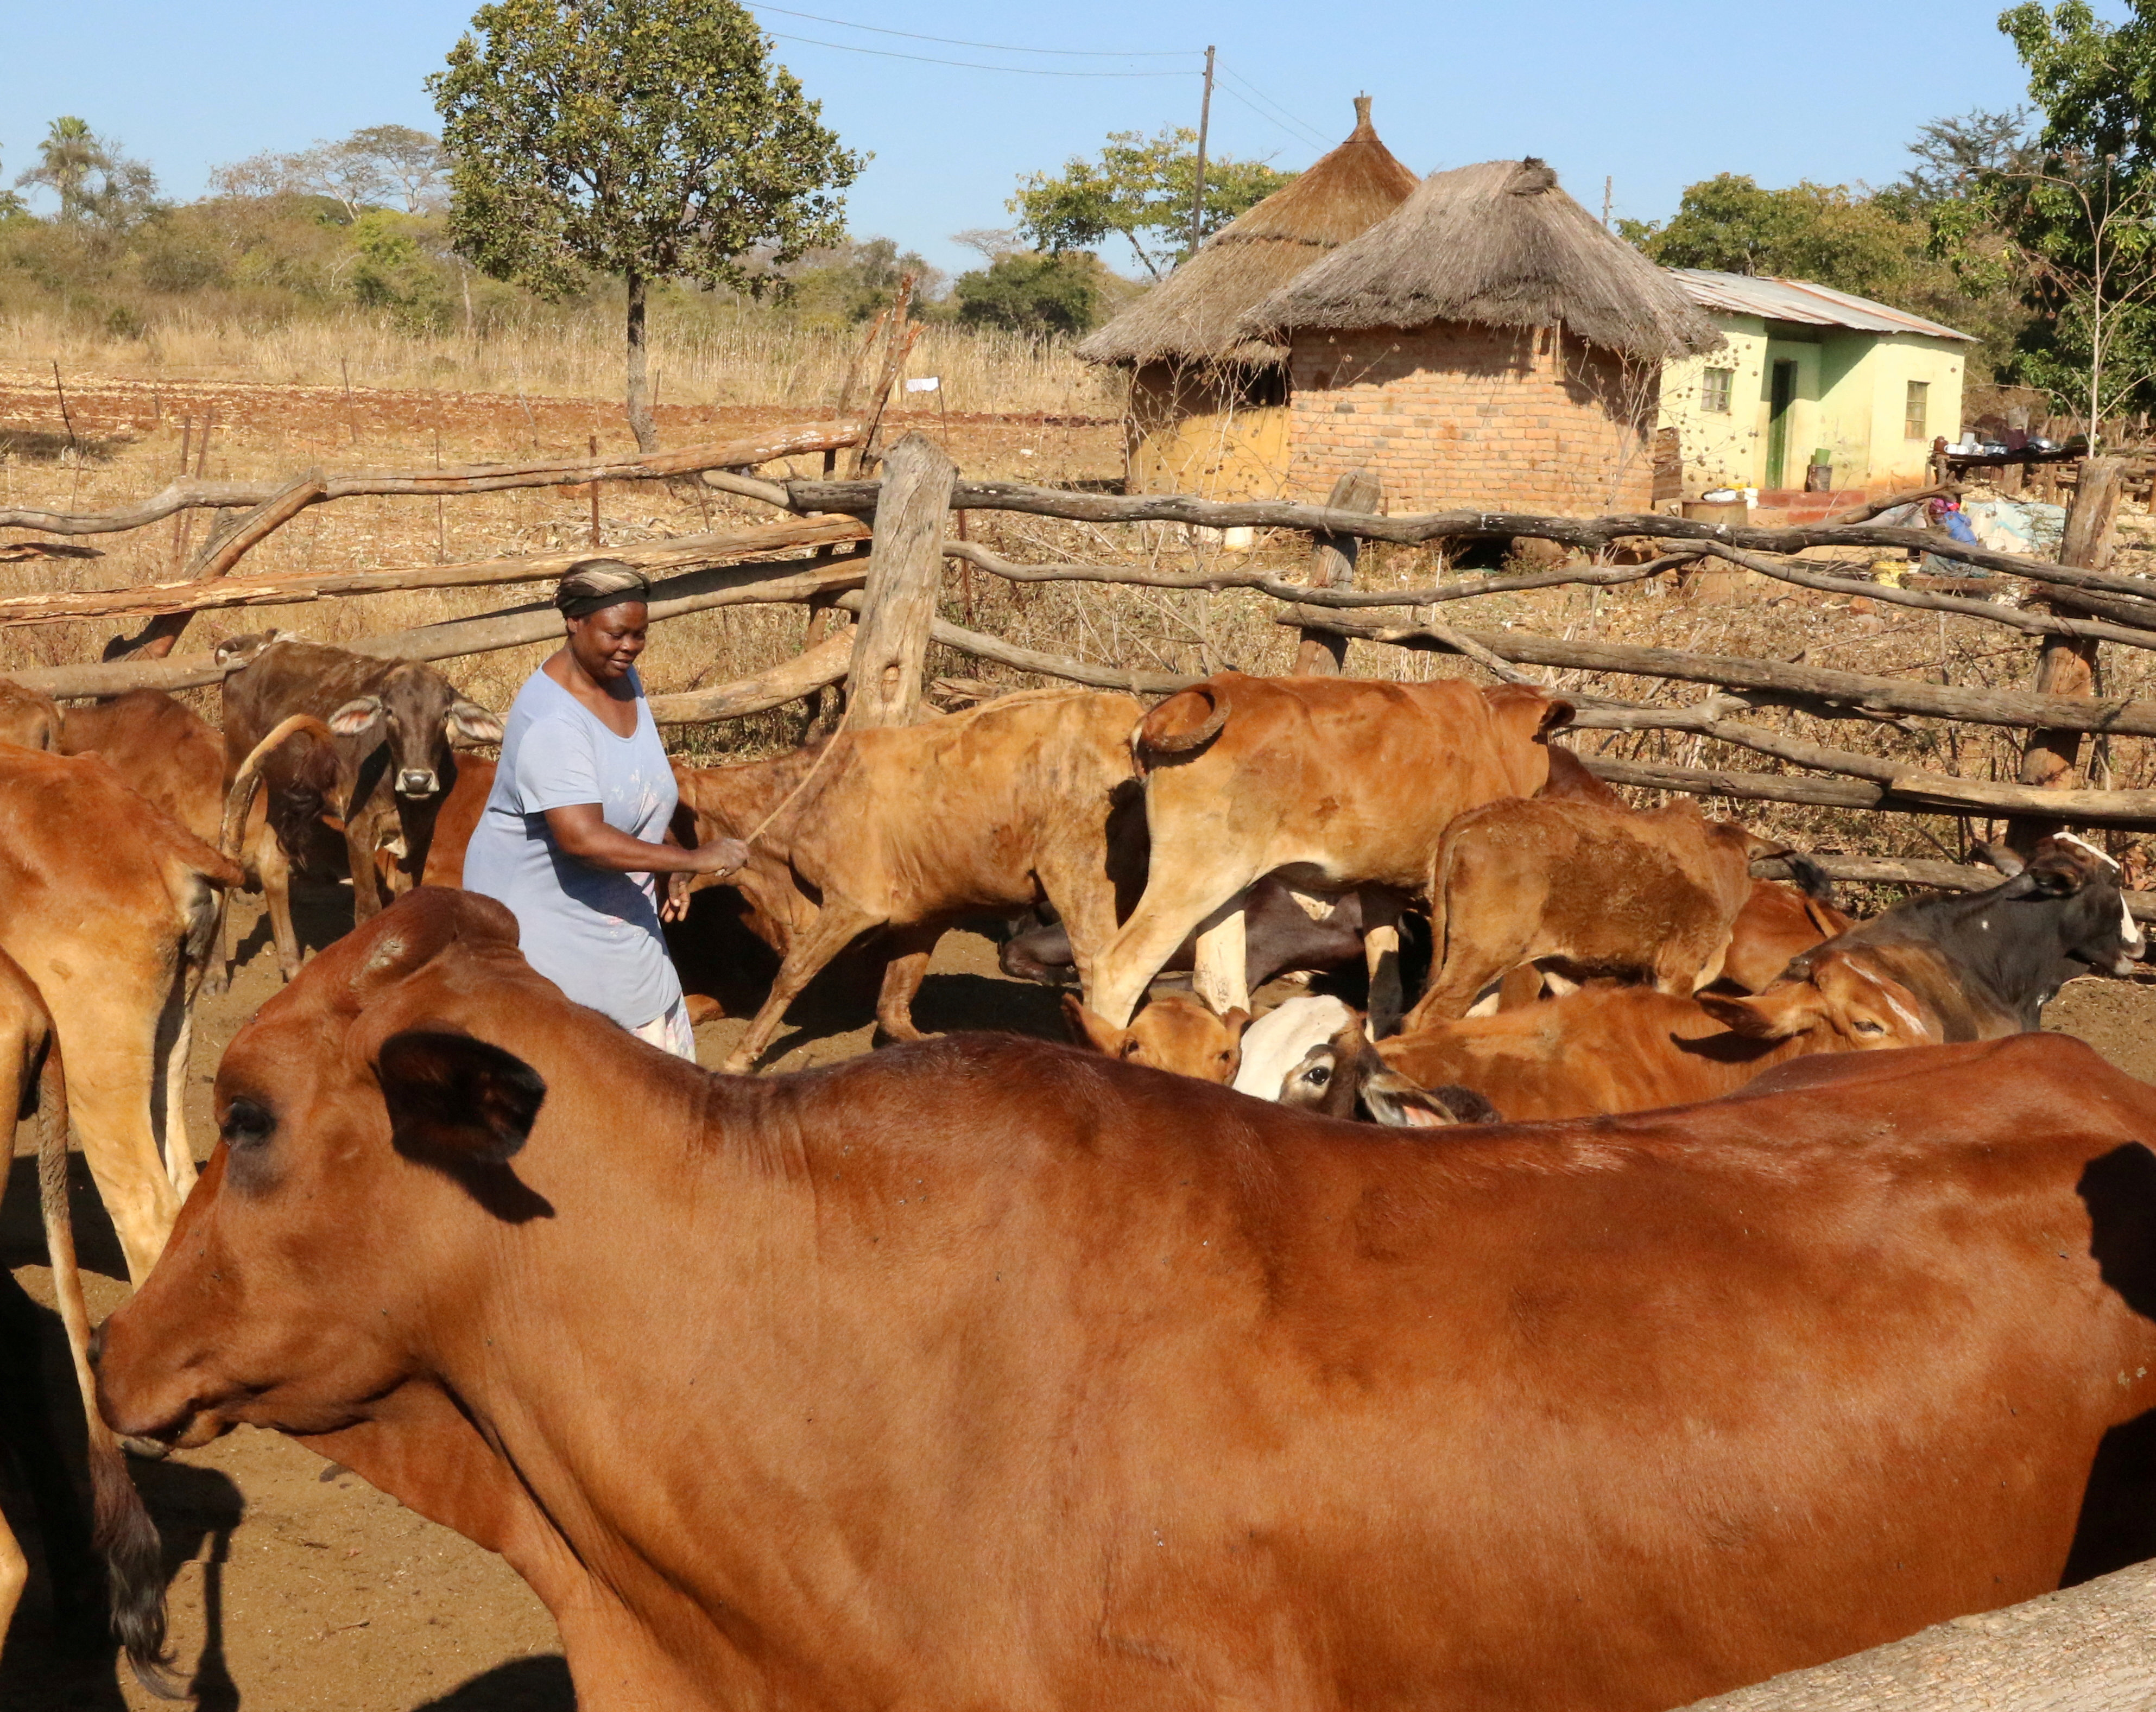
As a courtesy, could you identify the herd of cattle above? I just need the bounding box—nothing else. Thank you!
[4,632,2156,1708]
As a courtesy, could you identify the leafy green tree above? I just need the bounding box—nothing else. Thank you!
[1011,128,1293,279]
[1896,106,2032,207]
[782,236,943,325]
[1931,2,2156,441]
[15,117,158,230]
[954,251,1109,337]
[1620,174,1921,300]
[431,0,862,448]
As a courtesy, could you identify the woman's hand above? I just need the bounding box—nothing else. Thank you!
[663,837,749,922]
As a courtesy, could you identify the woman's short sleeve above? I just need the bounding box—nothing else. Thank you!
[508,708,602,813]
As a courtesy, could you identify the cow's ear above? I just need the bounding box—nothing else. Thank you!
[1536,696,1576,737]
[447,700,504,745]
[1698,990,1805,1040]
[1221,1006,1251,1044]
[377,1030,545,1165]
[1360,1066,1456,1127]
[328,695,385,736]
[1061,995,1129,1058]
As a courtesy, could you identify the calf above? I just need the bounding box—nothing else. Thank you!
[0,745,242,1279]
[1717,872,1854,994]
[1062,991,1247,1082]
[1001,877,1365,991]
[1088,672,1572,1030]
[1403,795,1772,1029]
[97,886,2156,1712]
[221,637,502,965]
[674,689,1143,1072]
[1379,946,1941,1121]
[0,950,166,1685]
[1269,1010,1500,1126]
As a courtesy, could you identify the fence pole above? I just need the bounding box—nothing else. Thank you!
[842,433,953,731]
[2011,455,2125,857]
[1293,468,1382,675]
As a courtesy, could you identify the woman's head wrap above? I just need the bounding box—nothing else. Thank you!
[555,560,651,619]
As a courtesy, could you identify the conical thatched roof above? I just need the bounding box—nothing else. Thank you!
[1076,97,1420,369]
[1241,157,1724,362]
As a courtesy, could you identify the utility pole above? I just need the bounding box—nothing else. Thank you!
[1602,174,1613,229]
[1188,45,1215,264]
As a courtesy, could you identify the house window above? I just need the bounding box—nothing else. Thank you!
[1700,367,1734,414]
[1905,380,1930,440]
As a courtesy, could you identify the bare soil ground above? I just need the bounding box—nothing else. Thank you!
[5,877,2154,1709]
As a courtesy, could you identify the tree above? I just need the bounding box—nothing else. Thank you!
[431,0,861,449]
[954,251,1109,337]
[15,117,157,230]
[1931,2,2156,442]
[1620,174,1922,301]
[1897,106,2032,206]
[1010,127,1293,280]
[212,126,450,224]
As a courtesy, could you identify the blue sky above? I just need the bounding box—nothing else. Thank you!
[1,0,2064,283]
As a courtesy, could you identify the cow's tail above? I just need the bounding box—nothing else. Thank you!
[35,1042,177,1697]
[1133,684,1228,775]
[221,714,336,867]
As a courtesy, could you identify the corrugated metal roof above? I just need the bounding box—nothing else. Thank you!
[1667,269,1975,341]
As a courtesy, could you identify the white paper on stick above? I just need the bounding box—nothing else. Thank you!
[903,376,941,393]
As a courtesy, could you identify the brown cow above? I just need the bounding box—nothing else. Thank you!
[59,689,341,986]
[0,679,61,751]
[417,755,496,888]
[1403,795,1773,1029]
[675,689,1143,1073]
[1062,990,1248,1082]
[1379,946,1941,1120]
[222,637,502,967]
[0,746,241,1280]
[1718,877,1855,994]
[94,887,2156,1710]
[1088,672,1573,1032]
[0,949,166,1684]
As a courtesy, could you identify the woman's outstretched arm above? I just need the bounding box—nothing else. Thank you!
[542,804,745,879]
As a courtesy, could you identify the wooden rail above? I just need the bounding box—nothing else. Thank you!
[0,423,862,536]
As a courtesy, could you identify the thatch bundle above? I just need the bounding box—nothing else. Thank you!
[1076,97,1420,369]
[1242,157,1724,362]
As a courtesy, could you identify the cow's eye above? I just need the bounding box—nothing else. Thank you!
[222,1096,276,1150]
[1853,1018,1885,1036]
[1303,1064,1332,1088]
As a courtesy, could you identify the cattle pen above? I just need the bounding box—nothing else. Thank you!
[11,395,2156,1708]
[8,422,2156,901]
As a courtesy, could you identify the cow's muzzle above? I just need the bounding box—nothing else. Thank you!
[396,769,440,797]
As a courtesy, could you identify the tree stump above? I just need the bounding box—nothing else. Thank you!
[842,433,953,731]
[1293,468,1382,676]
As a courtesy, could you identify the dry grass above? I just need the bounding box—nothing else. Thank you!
[1,303,1124,420]
[2,347,2152,899]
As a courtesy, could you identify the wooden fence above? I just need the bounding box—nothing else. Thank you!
[9,424,2156,835]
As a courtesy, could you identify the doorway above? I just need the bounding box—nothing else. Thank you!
[1766,360,1798,489]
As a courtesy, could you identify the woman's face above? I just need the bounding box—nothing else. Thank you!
[566,601,649,682]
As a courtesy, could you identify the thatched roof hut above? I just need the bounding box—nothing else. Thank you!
[1242,157,1723,360]
[1077,97,1420,370]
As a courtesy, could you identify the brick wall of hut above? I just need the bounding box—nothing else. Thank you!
[1285,324,1659,513]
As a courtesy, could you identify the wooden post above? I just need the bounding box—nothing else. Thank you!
[2009,455,2126,858]
[1293,468,1382,675]
[842,433,953,731]
[589,434,602,547]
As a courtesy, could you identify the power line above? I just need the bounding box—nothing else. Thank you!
[754,5,1196,59]
[765,30,1197,76]
[1215,62,1332,151]
[1213,81,1329,153]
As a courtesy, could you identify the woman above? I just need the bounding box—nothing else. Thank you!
[463,561,744,1058]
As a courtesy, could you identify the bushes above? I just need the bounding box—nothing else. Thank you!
[954,251,1115,337]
